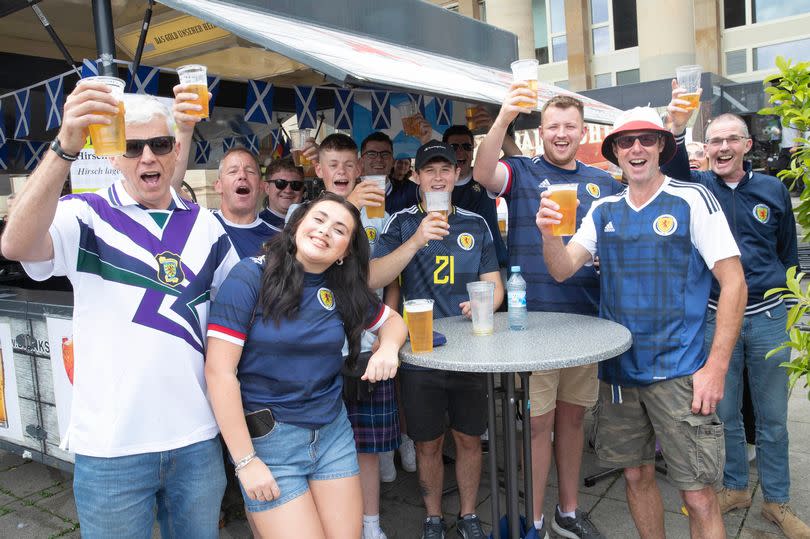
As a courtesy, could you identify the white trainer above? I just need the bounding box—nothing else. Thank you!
[379,450,397,483]
[398,435,417,473]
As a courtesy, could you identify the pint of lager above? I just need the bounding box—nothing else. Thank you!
[546,183,578,236]
[404,299,434,354]
[83,76,126,157]
[676,65,702,112]
[362,175,386,219]
[510,59,539,110]
[425,191,451,224]
[177,64,210,118]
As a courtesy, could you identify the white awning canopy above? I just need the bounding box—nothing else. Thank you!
[157,0,620,124]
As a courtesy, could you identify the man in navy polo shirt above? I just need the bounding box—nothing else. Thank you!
[474,90,621,538]
[370,141,503,539]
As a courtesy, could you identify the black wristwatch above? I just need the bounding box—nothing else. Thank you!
[50,138,79,162]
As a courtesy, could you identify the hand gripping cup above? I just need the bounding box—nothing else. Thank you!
[424,191,451,223]
[289,129,311,167]
[82,76,126,156]
[510,59,539,110]
[177,64,209,118]
[675,65,702,111]
[404,299,434,354]
[467,281,495,336]
[362,175,386,219]
[546,183,578,236]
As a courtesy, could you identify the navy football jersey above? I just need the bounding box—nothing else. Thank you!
[258,208,286,229]
[374,203,499,319]
[573,177,739,386]
[496,156,623,314]
[213,211,280,259]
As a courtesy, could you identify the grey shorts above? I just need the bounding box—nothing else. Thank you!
[592,375,724,491]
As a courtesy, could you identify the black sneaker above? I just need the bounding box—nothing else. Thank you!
[422,516,446,539]
[456,513,486,538]
[551,507,605,539]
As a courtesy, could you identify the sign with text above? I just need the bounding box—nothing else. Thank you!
[0,322,24,444]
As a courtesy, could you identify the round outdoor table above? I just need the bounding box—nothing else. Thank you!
[399,312,631,539]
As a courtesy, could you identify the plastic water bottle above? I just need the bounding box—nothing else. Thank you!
[507,266,527,330]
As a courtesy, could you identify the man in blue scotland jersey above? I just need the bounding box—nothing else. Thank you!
[2,88,238,538]
[474,89,622,538]
[665,96,808,537]
[538,106,746,539]
[370,141,503,539]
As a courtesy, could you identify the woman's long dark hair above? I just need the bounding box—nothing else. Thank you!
[258,192,378,369]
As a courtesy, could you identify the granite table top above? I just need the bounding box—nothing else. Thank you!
[399,312,632,373]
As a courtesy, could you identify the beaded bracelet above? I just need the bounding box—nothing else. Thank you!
[234,451,257,475]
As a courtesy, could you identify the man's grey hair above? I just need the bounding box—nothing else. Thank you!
[122,94,174,134]
[706,113,750,139]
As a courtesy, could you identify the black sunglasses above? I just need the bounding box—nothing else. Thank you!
[449,143,474,151]
[614,134,661,150]
[270,179,304,191]
[123,136,176,158]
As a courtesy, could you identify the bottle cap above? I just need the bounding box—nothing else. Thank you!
[511,266,521,273]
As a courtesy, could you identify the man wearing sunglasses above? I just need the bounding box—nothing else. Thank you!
[259,157,305,229]
[665,98,807,538]
[539,106,746,539]
[1,87,239,538]
[686,142,709,171]
[474,92,623,539]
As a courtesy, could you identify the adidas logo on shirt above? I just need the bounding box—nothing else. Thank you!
[539,179,551,188]
[604,221,615,232]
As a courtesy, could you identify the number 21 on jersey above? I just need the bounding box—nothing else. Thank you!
[433,255,455,285]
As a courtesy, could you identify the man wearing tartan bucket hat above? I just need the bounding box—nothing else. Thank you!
[537,105,747,539]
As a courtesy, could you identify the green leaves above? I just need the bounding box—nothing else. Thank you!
[765,266,810,397]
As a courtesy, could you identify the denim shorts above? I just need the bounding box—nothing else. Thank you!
[240,405,360,512]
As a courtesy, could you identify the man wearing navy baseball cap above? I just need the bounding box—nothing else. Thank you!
[369,140,503,539]
[538,107,746,539]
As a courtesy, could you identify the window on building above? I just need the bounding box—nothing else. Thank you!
[724,0,746,28]
[612,0,638,49]
[616,68,640,85]
[591,0,609,23]
[592,26,611,54]
[552,35,568,62]
[550,0,566,34]
[479,0,486,21]
[725,49,747,75]
[753,0,810,23]
[534,0,567,63]
[754,37,810,70]
[594,73,613,88]
[555,80,570,90]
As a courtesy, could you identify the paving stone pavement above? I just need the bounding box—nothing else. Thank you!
[0,387,806,538]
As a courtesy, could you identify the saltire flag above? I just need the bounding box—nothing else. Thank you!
[434,97,452,127]
[127,65,160,95]
[0,142,7,170]
[194,140,210,165]
[269,128,288,159]
[222,137,238,153]
[245,80,274,124]
[371,91,391,130]
[0,101,6,145]
[409,93,427,117]
[14,89,30,139]
[207,76,221,117]
[334,89,354,130]
[243,134,260,155]
[294,86,317,129]
[45,77,65,131]
[81,58,99,78]
[23,141,48,171]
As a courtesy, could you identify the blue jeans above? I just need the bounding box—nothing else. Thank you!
[705,305,791,503]
[73,437,226,538]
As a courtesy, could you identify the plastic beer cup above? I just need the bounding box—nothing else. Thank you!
[362,175,386,219]
[467,281,495,335]
[546,183,578,236]
[289,129,311,167]
[675,65,702,111]
[398,101,421,137]
[177,64,209,118]
[510,59,539,110]
[82,76,126,157]
[425,191,451,223]
[405,299,434,353]
[465,106,478,130]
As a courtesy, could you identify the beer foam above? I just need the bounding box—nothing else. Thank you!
[405,299,433,313]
